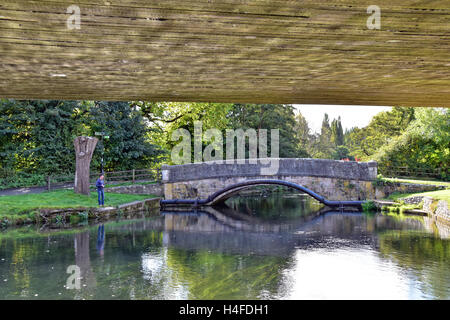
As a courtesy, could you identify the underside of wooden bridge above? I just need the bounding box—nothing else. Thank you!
[0,1,449,106]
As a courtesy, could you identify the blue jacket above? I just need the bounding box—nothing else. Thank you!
[96,178,104,190]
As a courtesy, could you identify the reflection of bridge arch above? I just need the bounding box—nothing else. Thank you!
[161,205,334,234]
[161,179,365,208]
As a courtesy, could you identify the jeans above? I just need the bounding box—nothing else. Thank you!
[97,189,104,205]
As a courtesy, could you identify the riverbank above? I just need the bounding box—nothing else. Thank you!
[374,188,450,225]
[0,189,160,227]
[2,178,449,228]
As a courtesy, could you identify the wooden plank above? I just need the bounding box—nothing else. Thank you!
[0,0,449,106]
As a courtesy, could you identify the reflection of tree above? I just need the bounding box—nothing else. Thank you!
[0,219,167,299]
[92,229,167,299]
[378,232,450,299]
[74,231,96,296]
[10,243,31,296]
[165,248,292,299]
[0,234,79,299]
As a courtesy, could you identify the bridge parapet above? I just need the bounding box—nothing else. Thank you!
[162,158,377,183]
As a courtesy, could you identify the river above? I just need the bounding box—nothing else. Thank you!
[0,189,449,299]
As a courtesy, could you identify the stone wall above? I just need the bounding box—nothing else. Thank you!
[164,175,372,201]
[423,196,450,224]
[104,183,163,196]
[163,175,444,202]
[376,183,445,200]
[401,196,426,205]
[32,198,161,227]
[435,200,450,223]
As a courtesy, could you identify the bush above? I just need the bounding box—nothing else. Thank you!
[362,200,377,212]
[0,218,10,228]
[0,170,47,190]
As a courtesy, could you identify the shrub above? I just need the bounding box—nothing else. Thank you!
[1,218,10,228]
[362,200,377,212]
[0,171,47,190]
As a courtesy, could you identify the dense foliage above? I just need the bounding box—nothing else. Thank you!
[345,107,416,158]
[135,102,309,163]
[0,100,163,188]
[371,108,449,180]
[227,104,309,159]
[89,101,164,171]
[295,112,348,160]
[297,106,448,180]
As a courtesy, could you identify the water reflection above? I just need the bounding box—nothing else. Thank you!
[0,192,449,300]
[74,231,96,295]
[224,189,324,222]
[96,225,105,256]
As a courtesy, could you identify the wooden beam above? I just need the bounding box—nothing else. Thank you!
[0,0,449,106]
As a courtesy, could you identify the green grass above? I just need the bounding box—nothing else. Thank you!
[387,189,450,202]
[382,177,450,188]
[387,192,413,201]
[0,189,156,216]
[412,189,450,202]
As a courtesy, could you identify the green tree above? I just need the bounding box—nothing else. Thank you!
[134,101,232,164]
[294,112,311,154]
[28,100,89,175]
[0,99,33,171]
[0,99,94,188]
[332,145,352,160]
[313,113,335,158]
[90,101,164,171]
[346,107,415,159]
[0,100,89,175]
[228,104,308,159]
[331,116,344,146]
[373,108,449,180]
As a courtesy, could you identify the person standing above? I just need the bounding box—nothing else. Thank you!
[96,174,105,206]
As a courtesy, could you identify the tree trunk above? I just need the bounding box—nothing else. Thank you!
[74,136,98,195]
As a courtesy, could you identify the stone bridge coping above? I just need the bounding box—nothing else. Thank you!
[161,158,378,183]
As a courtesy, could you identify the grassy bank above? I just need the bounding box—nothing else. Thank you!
[382,177,450,188]
[387,189,450,203]
[382,188,450,217]
[0,189,156,221]
[380,177,449,202]
[377,178,450,215]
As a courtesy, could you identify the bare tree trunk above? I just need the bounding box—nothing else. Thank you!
[74,136,98,195]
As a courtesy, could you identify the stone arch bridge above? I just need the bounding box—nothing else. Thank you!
[161,158,380,206]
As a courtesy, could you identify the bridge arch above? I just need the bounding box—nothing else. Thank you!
[161,179,364,208]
